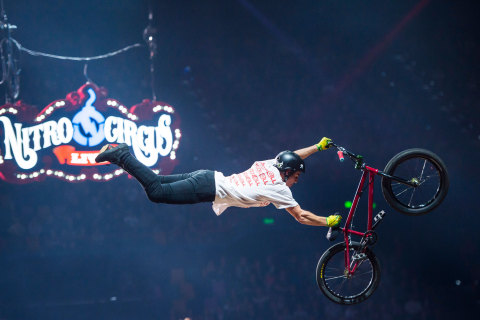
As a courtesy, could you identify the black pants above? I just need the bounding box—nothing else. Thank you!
[122,153,216,204]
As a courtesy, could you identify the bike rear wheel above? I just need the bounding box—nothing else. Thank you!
[316,242,380,305]
[381,148,449,215]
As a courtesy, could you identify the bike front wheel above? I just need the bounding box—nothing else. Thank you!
[381,148,449,215]
[316,242,380,305]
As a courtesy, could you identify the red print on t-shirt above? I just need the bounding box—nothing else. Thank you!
[244,173,253,186]
[259,173,268,185]
[229,175,240,187]
[266,170,276,183]
[252,174,260,186]
[233,161,276,188]
[237,174,246,186]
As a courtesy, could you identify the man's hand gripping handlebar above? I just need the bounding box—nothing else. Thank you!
[326,209,342,241]
[316,137,332,151]
[326,214,342,241]
[326,214,341,228]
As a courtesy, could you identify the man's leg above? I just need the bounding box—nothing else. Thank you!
[144,170,216,204]
[157,173,195,184]
[95,144,215,204]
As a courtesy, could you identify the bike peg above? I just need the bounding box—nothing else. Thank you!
[337,150,344,162]
[372,210,386,230]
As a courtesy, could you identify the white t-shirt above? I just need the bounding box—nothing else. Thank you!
[212,159,298,215]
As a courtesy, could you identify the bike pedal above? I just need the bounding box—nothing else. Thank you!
[326,227,340,241]
[352,253,367,263]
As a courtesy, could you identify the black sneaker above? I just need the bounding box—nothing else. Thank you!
[95,143,129,164]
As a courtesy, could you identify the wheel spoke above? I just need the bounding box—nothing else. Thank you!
[352,270,373,278]
[394,186,413,197]
[325,266,345,271]
[325,274,347,281]
[419,173,439,185]
[408,186,416,206]
[335,277,348,294]
[419,159,427,181]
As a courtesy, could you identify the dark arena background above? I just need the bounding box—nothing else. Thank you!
[0,0,478,319]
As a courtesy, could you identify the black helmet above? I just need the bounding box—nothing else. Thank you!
[274,151,305,181]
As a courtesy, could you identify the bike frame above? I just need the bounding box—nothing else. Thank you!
[337,154,416,275]
[341,166,377,274]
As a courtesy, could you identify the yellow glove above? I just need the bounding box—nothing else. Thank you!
[326,214,342,228]
[316,137,332,151]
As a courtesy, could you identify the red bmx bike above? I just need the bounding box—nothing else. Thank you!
[316,143,449,305]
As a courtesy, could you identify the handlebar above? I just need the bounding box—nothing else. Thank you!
[328,142,365,169]
[337,150,345,162]
[326,141,420,188]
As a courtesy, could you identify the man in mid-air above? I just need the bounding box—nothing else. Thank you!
[95,137,341,228]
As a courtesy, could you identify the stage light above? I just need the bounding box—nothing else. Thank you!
[263,218,274,225]
[344,200,376,209]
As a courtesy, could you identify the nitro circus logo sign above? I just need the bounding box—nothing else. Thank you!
[0,83,181,183]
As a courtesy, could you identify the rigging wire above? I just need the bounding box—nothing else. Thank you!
[11,39,143,61]
[143,0,158,101]
[0,0,20,102]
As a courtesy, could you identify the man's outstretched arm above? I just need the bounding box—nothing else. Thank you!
[286,205,341,227]
[294,137,332,160]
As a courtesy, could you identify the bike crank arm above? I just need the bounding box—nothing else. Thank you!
[359,211,386,248]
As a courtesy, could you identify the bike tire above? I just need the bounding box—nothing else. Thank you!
[381,148,449,215]
[316,242,380,305]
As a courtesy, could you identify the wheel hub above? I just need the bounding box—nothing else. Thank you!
[409,177,420,186]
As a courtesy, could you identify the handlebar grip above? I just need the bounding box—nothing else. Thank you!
[337,150,344,162]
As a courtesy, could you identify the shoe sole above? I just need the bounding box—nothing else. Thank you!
[95,144,113,163]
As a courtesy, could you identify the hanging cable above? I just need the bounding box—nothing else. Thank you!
[143,1,157,101]
[11,39,142,61]
[83,63,92,83]
[0,0,20,102]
